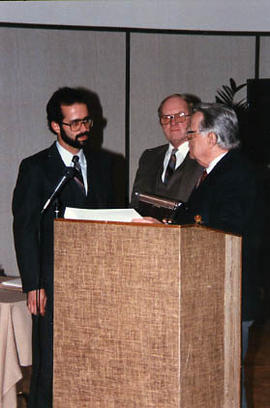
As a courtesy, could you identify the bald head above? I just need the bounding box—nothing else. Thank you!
[158,95,191,148]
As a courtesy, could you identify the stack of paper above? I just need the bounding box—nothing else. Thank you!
[64,207,142,222]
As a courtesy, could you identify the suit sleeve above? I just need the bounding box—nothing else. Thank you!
[176,165,259,235]
[130,150,149,208]
[208,170,258,234]
[12,159,44,292]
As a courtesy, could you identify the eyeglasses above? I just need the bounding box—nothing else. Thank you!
[159,112,190,125]
[186,129,207,140]
[186,130,198,140]
[62,117,93,132]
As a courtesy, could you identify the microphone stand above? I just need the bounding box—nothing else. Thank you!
[31,164,77,405]
[37,165,76,313]
[41,166,76,215]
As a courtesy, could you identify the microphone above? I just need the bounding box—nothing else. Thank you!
[41,166,76,214]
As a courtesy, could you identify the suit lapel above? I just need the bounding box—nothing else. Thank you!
[45,142,66,186]
[166,152,189,185]
[45,143,86,207]
[192,152,231,197]
[85,149,105,205]
[200,151,231,188]
[165,152,202,187]
[154,145,169,190]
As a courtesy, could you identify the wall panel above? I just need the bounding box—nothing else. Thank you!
[260,37,270,77]
[0,26,125,275]
[129,33,255,192]
[0,25,266,275]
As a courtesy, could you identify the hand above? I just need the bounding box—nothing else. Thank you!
[131,217,162,224]
[162,218,173,224]
[27,289,47,316]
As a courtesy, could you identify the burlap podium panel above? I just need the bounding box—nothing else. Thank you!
[179,227,241,408]
[53,220,241,408]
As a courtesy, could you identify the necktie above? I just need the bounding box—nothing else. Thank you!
[164,148,177,184]
[196,169,208,188]
[72,155,86,195]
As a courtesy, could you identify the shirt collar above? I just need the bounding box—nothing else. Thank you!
[206,151,228,174]
[56,141,85,167]
[168,141,189,157]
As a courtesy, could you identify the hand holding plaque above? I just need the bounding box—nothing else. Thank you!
[134,192,185,223]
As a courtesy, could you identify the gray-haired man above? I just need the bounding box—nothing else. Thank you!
[176,103,263,408]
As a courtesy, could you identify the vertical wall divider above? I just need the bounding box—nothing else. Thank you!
[125,30,131,204]
[255,34,260,79]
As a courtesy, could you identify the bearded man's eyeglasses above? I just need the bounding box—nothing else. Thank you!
[62,117,93,132]
[159,112,190,125]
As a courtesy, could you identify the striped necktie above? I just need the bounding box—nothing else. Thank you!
[72,155,86,195]
[164,148,177,184]
[196,169,208,188]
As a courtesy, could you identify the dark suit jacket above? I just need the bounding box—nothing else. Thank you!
[12,142,114,295]
[131,144,204,208]
[175,149,264,320]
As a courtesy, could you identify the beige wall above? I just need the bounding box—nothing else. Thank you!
[260,37,270,77]
[0,26,126,276]
[130,34,255,186]
[0,26,269,276]
[1,1,270,32]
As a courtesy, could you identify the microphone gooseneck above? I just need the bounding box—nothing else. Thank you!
[41,166,76,214]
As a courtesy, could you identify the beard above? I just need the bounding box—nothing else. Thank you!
[60,126,90,149]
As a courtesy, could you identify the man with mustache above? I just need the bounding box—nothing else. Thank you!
[12,87,113,407]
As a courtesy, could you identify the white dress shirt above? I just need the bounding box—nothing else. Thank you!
[162,141,189,182]
[56,142,88,194]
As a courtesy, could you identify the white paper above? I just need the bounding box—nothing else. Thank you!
[2,278,22,288]
[64,207,142,222]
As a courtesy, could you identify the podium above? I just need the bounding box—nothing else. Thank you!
[53,220,241,408]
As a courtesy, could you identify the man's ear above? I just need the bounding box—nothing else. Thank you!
[51,121,60,135]
[208,131,217,146]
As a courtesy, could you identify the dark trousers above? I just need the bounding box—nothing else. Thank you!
[28,300,53,408]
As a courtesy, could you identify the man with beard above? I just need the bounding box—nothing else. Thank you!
[12,87,113,407]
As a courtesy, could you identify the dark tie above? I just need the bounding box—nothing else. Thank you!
[196,169,208,188]
[164,148,177,184]
[72,155,86,195]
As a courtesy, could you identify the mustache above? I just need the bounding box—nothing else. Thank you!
[75,131,90,141]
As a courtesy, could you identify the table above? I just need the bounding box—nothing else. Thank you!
[0,285,32,408]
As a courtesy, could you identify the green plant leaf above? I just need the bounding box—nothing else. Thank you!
[216,90,233,105]
[235,83,247,92]
[215,96,225,104]
[216,78,247,111]
[230,78,237,92]
[235,100,248,110]
[222,85,234,98]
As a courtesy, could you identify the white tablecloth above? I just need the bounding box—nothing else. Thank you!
[0,288,32,408]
